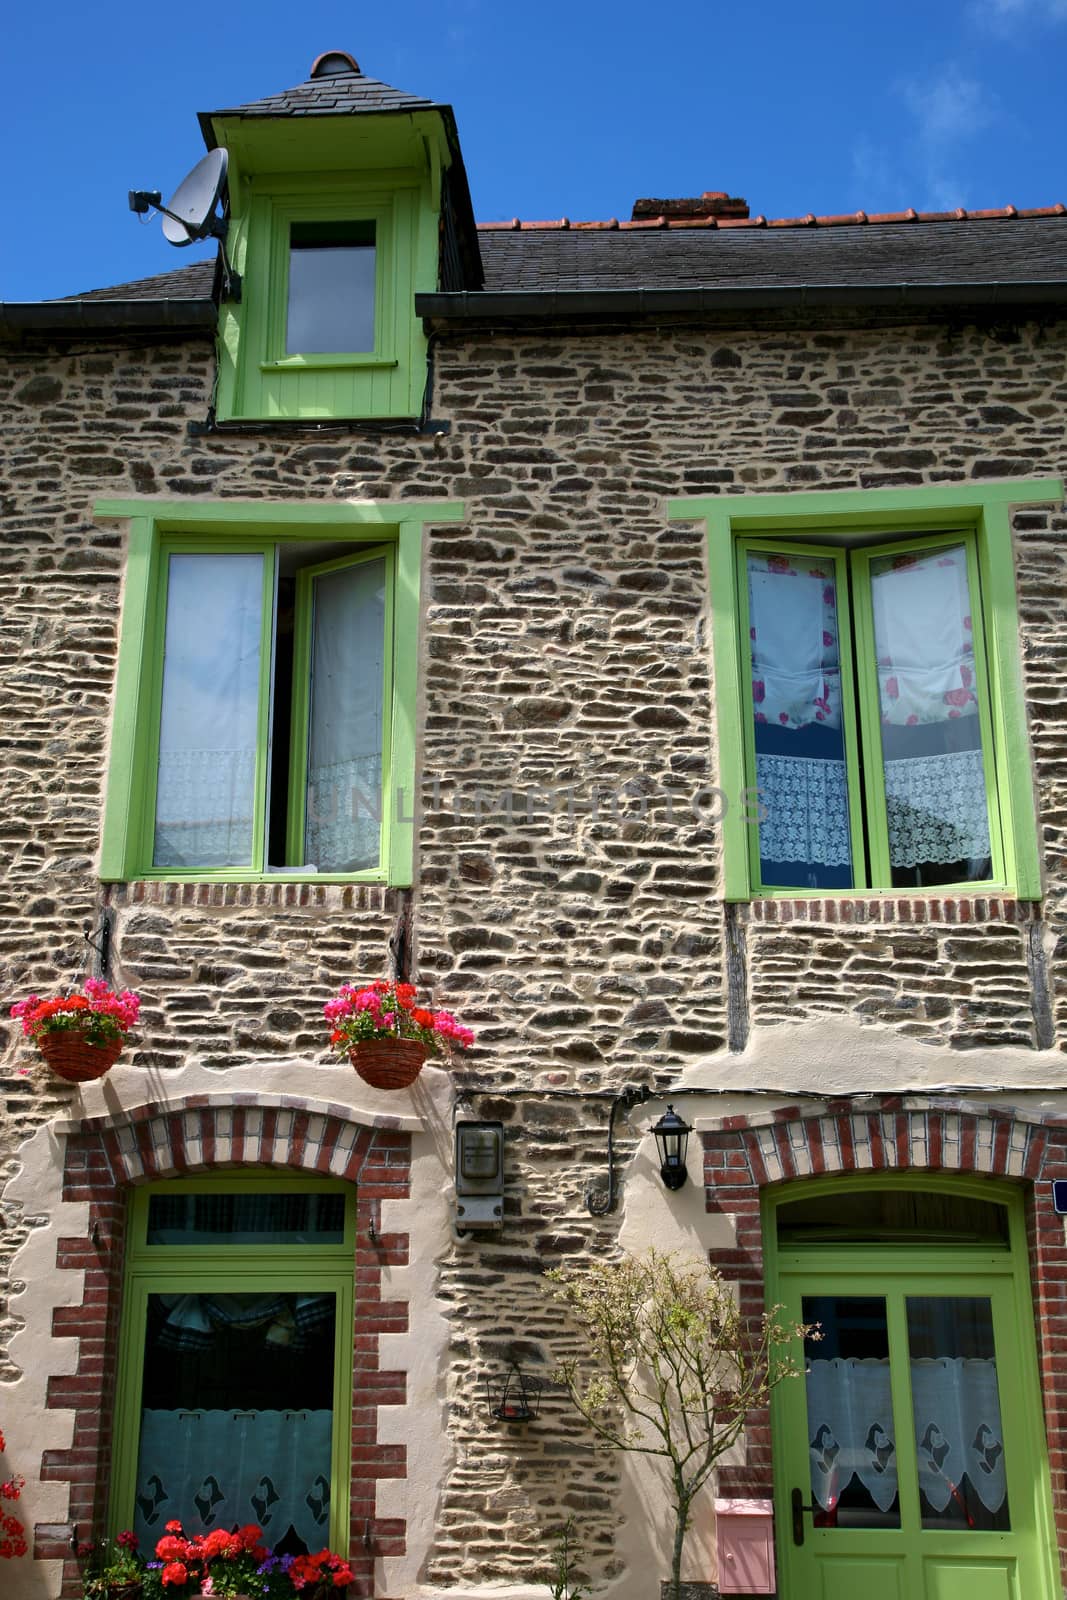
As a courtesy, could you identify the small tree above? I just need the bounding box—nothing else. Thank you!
[547,1249,811,1600]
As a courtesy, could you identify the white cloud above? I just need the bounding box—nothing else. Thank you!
[902,70,989,146]
[970,0,1067,29]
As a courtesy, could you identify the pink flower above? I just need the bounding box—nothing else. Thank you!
[749,626,756,640]
[779,713,789,725]
[906,714,919,726]
[822,631,834,648]
[960,664,972,687]
[752,679,765,703]
[944,687,972,707]
[884,676,899,700]
[754,712,767,723]
[823,585,835,607]
[963,614,972,630]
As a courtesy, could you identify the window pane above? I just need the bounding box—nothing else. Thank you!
[287,221,376,354]
[134,1291,335,1551]
[303,558,386,872]
[802,1296,900,1528]
[907,1296,1009,1531]
[154,553,263,869]
[146,1192,345,1245]
[747,553,853,889]
[870,545,992,887]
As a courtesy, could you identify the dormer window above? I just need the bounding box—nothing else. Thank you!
[203,51,482,423]
[287,220,376,354]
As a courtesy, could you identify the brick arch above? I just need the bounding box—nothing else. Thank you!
[702,1098,1067,1586]
[77,1098,392,1186]
[42,1099,411,1599]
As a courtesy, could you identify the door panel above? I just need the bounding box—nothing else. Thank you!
[819,1554,907,1600]
[923,1558,1017,1600]
[775,1264,1050,1600]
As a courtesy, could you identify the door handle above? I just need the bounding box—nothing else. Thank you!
[791,1486,815,1546]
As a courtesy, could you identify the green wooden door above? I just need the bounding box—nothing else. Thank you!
[772,1233,1057,1600]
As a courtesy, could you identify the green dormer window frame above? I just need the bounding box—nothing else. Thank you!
[216,173,433,422]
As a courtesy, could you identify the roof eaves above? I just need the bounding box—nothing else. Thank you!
[0,300,218,336]
[417,280,1067,323]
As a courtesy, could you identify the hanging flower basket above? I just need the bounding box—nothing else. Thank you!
[349,1036,429,1089]
[325,979,474,1090]
[10,980,140,1085]
[37,1031,125,1083]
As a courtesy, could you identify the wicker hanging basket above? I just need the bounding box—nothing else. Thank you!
[349,1037,429,1090]
[36,1030,124,1084]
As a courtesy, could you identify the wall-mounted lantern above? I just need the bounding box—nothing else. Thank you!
[455,1120,504,1230]
[651,1104,692,1191]
[486,1362,542,1423]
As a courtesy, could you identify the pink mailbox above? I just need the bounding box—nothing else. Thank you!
[714,1498,776,1595]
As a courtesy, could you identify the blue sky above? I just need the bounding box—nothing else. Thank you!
[3,0,1065,302]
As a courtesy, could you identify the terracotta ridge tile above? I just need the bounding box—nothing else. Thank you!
[474,203,1066,233]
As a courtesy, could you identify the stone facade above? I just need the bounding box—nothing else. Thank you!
[1,304,1066,1598]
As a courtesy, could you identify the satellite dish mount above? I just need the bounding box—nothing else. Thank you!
[129,148,241,301]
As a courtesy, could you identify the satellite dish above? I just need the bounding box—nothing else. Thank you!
[129,147,241,301]
[161,148,229,246]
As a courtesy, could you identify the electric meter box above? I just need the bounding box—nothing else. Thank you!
[454,1121,504,1229]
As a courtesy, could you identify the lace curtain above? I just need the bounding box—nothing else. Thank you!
[134,1409,332,1550]
[748,545,991,872]
[807,1356,1007,1516]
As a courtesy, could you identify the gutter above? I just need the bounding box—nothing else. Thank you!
[0,300,217,336]
[416,279,1067,323]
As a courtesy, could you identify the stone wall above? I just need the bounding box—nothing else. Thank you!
[1,308,1066,1592]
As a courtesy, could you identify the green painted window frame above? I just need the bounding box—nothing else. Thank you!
[668,480,1064,901]
[96,497,465,886]
[265,195,394,371]
[217,172,434,422]
[110,1172,357,1552]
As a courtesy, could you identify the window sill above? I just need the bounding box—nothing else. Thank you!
[260,355,399,372]
[737,893,1040,925]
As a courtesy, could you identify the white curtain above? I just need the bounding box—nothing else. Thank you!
[303,558,385,872]
[154,553,263,869]
[911,1357,1007,1515]
[871,546,991,869]
[747,555,842,732]
[806,1356,1007,1516]
[134,1409,332,1550]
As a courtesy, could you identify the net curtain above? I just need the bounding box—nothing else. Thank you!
[748,547,991,869]
[133,1408,333,1551]
[806,1356,1007,1516]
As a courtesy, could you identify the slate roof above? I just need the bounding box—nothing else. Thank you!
[63,261,217,303]
[474,210,1067,294]
[6,205,1065,334]
[199,67,440,136]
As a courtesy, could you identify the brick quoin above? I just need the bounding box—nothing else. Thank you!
[703,1101,1067,1587]
[38,1103,411,1600]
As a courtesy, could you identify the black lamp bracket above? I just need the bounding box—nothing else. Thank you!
[585,1083,651,1216]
